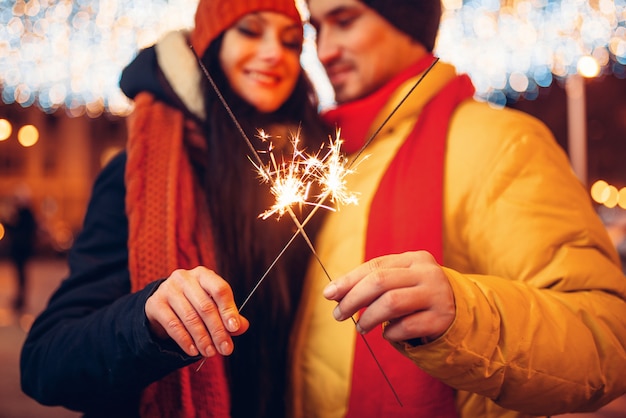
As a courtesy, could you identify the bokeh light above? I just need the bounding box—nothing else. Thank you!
[591,180,626,210]
[436,0,626,103]
[591,179,610,202]
[0,0,625,115]
[0,0,197,117]
[17,124,39,147]
[578,55,601,78]
[0,118,12,141]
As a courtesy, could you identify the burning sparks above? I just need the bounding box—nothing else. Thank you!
[252,128,359,220]
[192,48,435,404]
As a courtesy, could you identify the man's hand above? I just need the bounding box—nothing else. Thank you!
[323,251,455,343]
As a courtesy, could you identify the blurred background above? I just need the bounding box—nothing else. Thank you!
[1,0,626,417]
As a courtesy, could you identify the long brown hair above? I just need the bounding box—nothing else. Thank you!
[192,35,328,418]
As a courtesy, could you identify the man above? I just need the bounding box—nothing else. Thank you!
[289,1,626,417]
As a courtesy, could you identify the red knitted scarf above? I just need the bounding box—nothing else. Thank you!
[323,55,475,417]
[126,92,231,418]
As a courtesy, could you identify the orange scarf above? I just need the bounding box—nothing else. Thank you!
[125,92,230,418]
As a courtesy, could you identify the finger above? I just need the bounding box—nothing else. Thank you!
[323,252,421,301]
[355,257,448,331]
[331,265,418,322]
[382,308,453,343]
[186,292,235,356]
[193,266,244,333]
[147,296,205,357]
[190,267,250,355]
[356,285,430,333]
[163,268,221,357]
[168,287,219,358]
[359,263,453,335]
[180,268,236,356]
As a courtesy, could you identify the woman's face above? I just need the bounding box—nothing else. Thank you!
[219,11,303,113]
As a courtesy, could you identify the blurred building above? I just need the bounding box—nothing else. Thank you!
[511,73,626,187]
[0,104,127,255]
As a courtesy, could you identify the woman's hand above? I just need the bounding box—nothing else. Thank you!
[322,251,455,344]
[145,266,249,358]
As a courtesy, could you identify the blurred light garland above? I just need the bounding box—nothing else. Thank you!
[436,0,626,107]
[0,0,624,116]
[0,0,197,117]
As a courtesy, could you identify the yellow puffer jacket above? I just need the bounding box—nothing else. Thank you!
[289,61,626,418]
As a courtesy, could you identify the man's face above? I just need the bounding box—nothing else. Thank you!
[308,0,425,104]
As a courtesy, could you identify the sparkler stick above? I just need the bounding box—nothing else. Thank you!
[191,44,438,405]
[192,46,370,382]
[190,46,337,289]
[242,56,441,308]
[191,47,341,253]
[250,133,404,406]
[250,130,356,289]
[238,132,358,310]
[237,57,441,404]
[191,45,354,299]
[349,57,439,167]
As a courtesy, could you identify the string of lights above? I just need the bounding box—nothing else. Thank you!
[0,0,625,116]
[437,0,626,106]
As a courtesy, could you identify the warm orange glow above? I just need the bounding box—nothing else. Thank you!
[17,124,39,147]
[0,223,5,241]
[442,0,463,10]
[100,145,124,168]
[591,180,626,210]
[591,180,610,203]
[254,129,357,220]
[618,188,626,210]
[0,118,12,141]
[577,55,601,78]
[603,185,619,208]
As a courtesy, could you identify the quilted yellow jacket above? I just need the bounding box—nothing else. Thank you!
[289,61,626,418]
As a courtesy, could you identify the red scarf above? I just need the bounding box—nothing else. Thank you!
[323,55,475,417]
[126,92,230,418]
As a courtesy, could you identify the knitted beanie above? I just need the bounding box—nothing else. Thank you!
[190,0,302,57]
[360,0,442,51]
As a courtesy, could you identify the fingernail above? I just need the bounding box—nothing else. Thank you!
[355,323,366,334]
[323,282,337,299]
[205,345,216,357]
[190,344,199,356]
[220,341,232,355]
[227,317,239,332]
[332,305,343,320]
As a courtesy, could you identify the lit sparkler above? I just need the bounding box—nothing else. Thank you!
[252,128,359,221]
[192,45,438,405]
[190,43,355,307]
[236,58,440,406]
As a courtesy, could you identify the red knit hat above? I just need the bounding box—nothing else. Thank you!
[190,0,302,57]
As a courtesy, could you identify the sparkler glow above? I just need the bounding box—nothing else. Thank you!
[190,43,354,303]
[235,57,441,406]
[252,128,359,220]
[240,57,439,312]
[191,47,441,407]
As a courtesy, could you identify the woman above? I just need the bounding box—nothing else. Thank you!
[20,1,328,417]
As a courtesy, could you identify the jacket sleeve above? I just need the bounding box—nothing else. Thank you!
[394,103,626,416]
[20,151,200,414]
